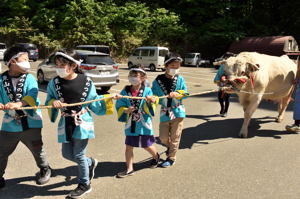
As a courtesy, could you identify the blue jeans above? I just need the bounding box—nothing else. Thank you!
[294,84,300,120]
[62,139,92,185]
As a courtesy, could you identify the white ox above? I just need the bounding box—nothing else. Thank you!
[215,52,297,138]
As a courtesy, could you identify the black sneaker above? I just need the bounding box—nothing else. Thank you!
[116,170,135,178]
[67,183,91,198]
[0,177,5,189]
[36,166,51,185]
[89,158,98,181]
[150,153,160,168]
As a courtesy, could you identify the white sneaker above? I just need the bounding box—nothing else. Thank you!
[285,124,300,132]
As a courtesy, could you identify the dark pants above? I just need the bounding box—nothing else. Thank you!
[0,128,49,177]
[218,90,230,114]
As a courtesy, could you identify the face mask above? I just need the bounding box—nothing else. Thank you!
[128,76,140,85]
[16,61,30,72]
[168,68,179,76]
[56,68,70,78]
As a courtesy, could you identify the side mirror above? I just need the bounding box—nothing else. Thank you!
[45,59,50,64]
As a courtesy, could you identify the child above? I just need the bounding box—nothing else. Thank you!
[0,46,51,189]
[115,66,160,178]
[45,49,113,198]
[152,53,188,168]
[214,64,230,117]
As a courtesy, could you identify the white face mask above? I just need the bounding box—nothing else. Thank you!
[56,68,70,78]
[168,68,179,76]
[16,61,30,72]
[128,76,140,85]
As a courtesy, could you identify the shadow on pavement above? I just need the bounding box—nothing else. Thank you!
[190,92,294,112]
[179,116,294,149]
[0,175,74,199]
[94,158,156,178]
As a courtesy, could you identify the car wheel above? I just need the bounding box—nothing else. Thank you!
[149,64,156,72]
[37,70,45,84]
[128,62,133,69]
[101,86,111,92]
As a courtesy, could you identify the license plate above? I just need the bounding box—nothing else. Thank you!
[100,71,110,75]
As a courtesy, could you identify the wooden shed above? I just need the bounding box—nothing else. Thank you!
[228,36,300,58]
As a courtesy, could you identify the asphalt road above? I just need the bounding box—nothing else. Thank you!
[0,61,299,199]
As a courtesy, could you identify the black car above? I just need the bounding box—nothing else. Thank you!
[15,43,39,61]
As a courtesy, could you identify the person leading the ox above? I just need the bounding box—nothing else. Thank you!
[152,53,188,168]
[286,60,300,132]
[214,63,231,117]
[0,46,51,189]
[45,49,114,198]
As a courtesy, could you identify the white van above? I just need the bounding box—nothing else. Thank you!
[128,46,169,71]
[183,52,211,67]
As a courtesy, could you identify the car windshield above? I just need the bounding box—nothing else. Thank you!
[185,53,196,58]
[84,55,114,65]
[0,44,6,49]
[159,49,169,57]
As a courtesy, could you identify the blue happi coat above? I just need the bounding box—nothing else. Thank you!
[115,86,158,136]
[152,74,188,122]
[0,73,43,132]
[45,77,113,143]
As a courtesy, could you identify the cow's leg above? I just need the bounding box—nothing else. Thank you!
[276,95,291,123]
[240,95,262,138]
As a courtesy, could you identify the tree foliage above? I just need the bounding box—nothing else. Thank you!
[0,0,299,59]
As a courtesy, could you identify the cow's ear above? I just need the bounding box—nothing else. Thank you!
[246,62,260,72]
[213,60,226,66]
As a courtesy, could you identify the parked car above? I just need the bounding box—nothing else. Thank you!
[37,50,119,92]
[0,43,7,60]
[76,45,110,54]
[15,43,39,61]
[128,46,169,71]
[183,52,210,67]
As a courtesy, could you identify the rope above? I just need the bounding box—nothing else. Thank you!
[13,89,219,110]
[222,83,294,96]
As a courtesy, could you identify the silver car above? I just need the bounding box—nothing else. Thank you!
[37,50,119,91]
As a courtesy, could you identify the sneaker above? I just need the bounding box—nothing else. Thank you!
[286,124,300,133]
[160,158,175,168]
[36,166,51,185]
[150,153,160,168]
[0,177,5,189]
[67,183,91,198]
[219,108,224,115]
[89,158,98,181]
[221,112,227,117]
[116,170,135,178]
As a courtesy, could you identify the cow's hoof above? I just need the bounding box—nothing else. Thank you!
[275,118,283,123]
[239,133,247,138]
